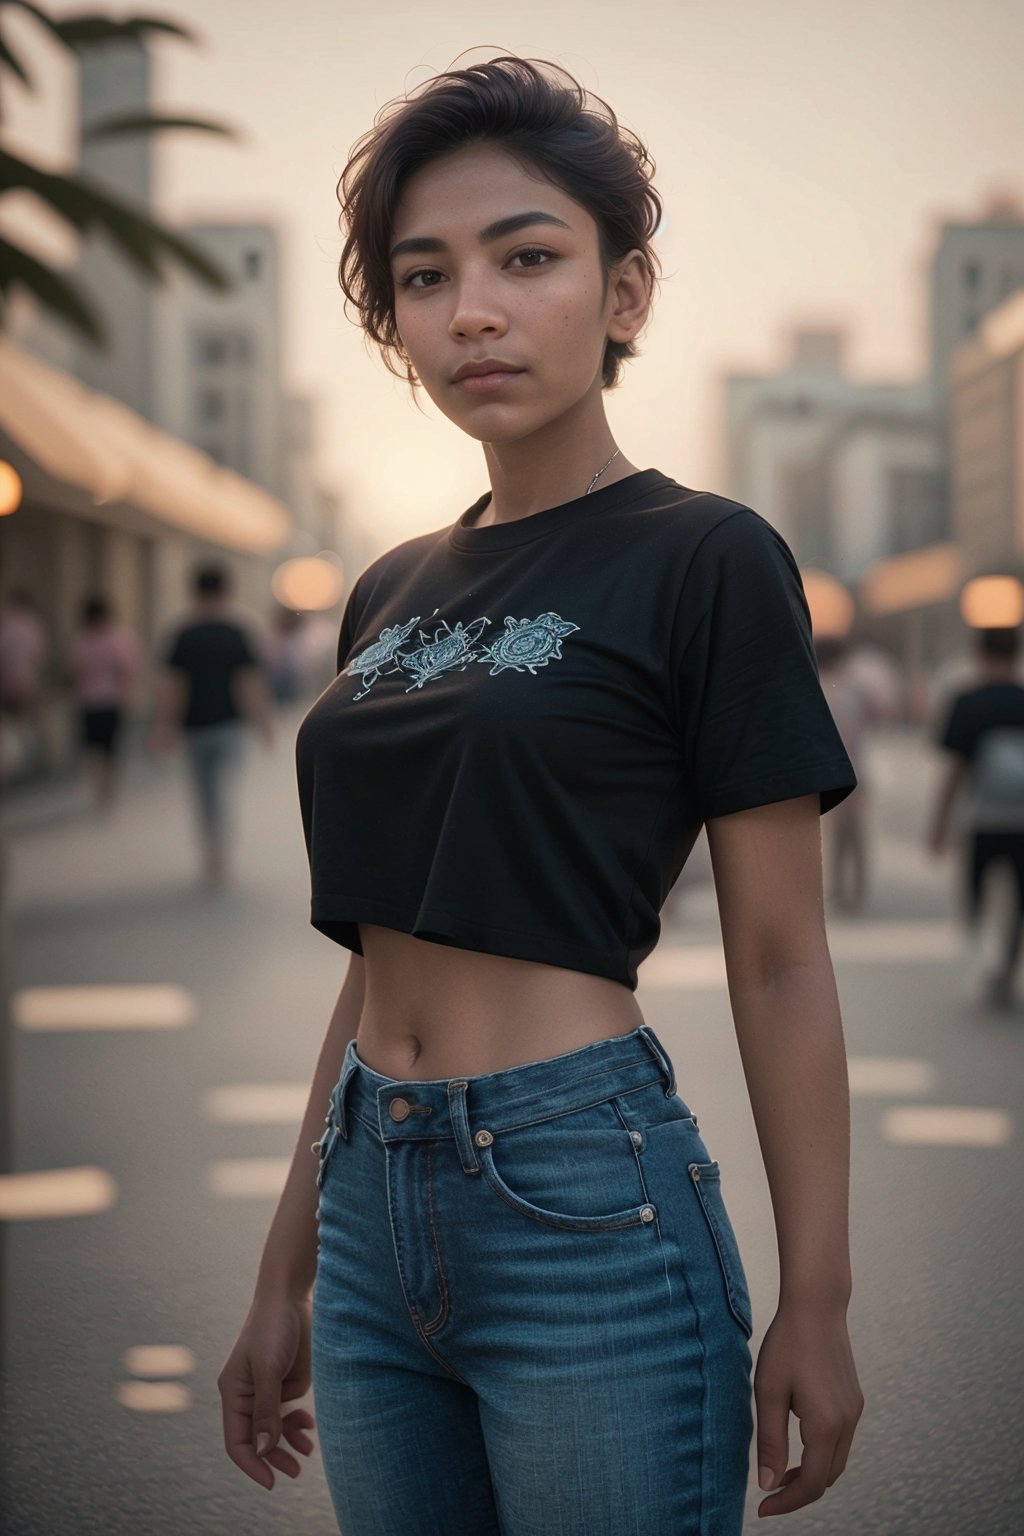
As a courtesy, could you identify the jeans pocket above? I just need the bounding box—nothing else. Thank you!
[312,1117,341,1191]
[477,1098,658,1232]
[688,1160,754,1339]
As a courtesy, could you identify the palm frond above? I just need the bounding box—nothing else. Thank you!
[51,16,198,48]
[82,111,240,144]
[0,231,105,343]
[0,149,234,290]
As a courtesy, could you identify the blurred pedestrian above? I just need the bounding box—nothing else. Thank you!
[265,606,307,705]
[66,595,140,810]
[815,635,899,913]
[0,588,49,777]
[151,563,274,887]
[927,625,1024,1009]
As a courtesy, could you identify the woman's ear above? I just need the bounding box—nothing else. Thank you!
[605,249,651,345]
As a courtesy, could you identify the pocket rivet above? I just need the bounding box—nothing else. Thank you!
[474,1129,494,1147]
[629,1130,643,1147]
[640,1206,656,1222]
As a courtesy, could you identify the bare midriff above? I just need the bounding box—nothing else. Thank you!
[353,921,645,1080]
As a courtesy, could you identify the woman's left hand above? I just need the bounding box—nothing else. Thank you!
[752,1301,864,1518]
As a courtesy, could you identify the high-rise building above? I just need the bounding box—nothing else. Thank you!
[928,192,1024,410]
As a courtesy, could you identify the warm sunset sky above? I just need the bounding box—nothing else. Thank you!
[4,0,1023,553]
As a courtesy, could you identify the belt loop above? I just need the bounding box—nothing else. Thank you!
[447,1080,479,1173]
[638,1024,677,1098]
[334,1041,359,1141]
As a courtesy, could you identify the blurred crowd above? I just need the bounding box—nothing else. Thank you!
[0,564,336,884]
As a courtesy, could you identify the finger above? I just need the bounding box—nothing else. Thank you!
[222,1400,275,1490]
[264,1443,303,1479]
[754,1383,792,1499]
[825,1417,859,1487]
[758,1432,837,1517]
[281,1408,316,1457]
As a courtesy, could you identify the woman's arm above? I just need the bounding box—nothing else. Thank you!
[705,792,864,1518]
[254,951,365,1300]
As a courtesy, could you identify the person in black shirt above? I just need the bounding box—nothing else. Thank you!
[152,562,273,886]
[217,55,863,1530]
[929,624,1024,1007]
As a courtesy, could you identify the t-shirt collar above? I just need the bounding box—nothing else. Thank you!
[447,468,671,552]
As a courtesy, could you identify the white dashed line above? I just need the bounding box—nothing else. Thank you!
[0,1167,117,1220]
[116,1381,192,1412]
[123,1345,197,1378]
[203,1084,309,1124]
[882,1106,1013,1147]
[13,984,196,1031]
[847,1058,939,1096]
[207,1157,292,1198]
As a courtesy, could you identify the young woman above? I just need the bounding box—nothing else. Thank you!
[218,55,864,1532]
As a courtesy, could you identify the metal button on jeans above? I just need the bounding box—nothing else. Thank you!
[389,1097,411,1122]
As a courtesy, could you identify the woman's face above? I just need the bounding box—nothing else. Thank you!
[389,142,640,443]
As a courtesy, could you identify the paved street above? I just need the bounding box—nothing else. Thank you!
[2,715,1021,1535]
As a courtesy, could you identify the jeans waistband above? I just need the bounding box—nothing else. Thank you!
[326,1023,680,1169]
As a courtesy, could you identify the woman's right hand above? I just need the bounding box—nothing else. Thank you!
[217,1291,317,1491]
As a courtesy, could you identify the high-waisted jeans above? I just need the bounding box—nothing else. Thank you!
[311,1024,755,1535]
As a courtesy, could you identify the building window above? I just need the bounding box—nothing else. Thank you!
[198,388,225,422]
[196,332,228,366]
[244,249,262,280]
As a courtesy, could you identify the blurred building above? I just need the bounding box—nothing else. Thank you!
[949,288,1024,570]
[0,333,291,766]
[723,194,1024,711]
[723,326,937,573]
[2,31,358,772]
[929,193,1024,412]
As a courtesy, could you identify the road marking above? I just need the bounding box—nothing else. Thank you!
[116,1381,191,1411]
[203,1084,308,1124]
[882,1106,1013,1146]
[642,922,966,988]
[207,1157,291,1198]
[848,1058,938,1096]
[0,1167,117,1220]
[123,1345,197,1378]
[12,984,196,1031]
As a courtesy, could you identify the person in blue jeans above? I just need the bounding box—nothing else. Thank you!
[218,55,864,1532]
[152,563,274,886]
[928,623,1024,1008]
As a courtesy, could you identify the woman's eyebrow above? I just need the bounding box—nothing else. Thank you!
[389,210,572,262]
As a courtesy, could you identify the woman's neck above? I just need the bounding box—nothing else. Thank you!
[478,398,639,526]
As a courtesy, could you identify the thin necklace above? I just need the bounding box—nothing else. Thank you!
[585,448,621,495]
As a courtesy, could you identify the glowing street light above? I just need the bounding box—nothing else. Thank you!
[0,460,23,515]
[801,568,855,639]
[959,575,1024,630]
[270,554,345,612]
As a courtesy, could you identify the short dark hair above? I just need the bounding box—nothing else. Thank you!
[81,594,111,625]
[337,54,663,392]
[194,563,229,597]
[977,625,1020,659]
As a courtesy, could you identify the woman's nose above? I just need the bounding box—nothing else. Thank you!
[448,282,508,341]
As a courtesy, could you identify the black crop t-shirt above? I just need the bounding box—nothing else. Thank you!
[295,468,857,990]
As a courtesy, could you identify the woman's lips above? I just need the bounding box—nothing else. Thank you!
[453,369,526,394]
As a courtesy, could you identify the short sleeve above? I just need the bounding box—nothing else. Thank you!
[936,694,975,759]
[164,626,189,670]
[336,575,365,673]
[671,509,858,821]
[231,625,258,667]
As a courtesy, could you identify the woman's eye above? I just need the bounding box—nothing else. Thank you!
[509,248,554,269]
[400,268,443,289]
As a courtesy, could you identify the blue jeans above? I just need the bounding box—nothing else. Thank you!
[184,719,244,849]
[311,1024,754,1535]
